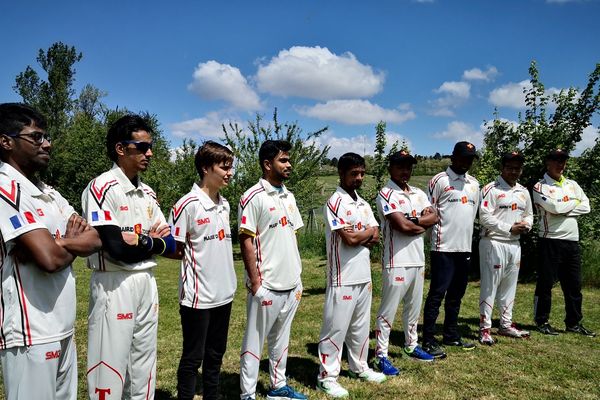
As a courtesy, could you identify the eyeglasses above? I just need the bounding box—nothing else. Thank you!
[5,131,51,145]
[120,140,153,153]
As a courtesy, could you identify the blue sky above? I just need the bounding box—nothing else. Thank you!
[1,0,599,157]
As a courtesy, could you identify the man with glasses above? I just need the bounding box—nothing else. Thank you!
[478,152,532,345]
[0,103,101,400]
[82,114,175,400]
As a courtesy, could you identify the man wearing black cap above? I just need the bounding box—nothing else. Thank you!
[478,152,533,345]
[532,149,595,337]
[422,141,480,357]
[374,150,439,374]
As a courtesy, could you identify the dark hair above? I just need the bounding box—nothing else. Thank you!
[0,103,47,136]
[106,114,153,162]
[195,141,234,178]
[258,140,291,171]
[337,152,365,174]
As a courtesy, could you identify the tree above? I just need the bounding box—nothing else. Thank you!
[221,109,329,229]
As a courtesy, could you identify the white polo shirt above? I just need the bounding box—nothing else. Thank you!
[428,167,479,252]
[377,179,431,268]
[532,173,590,241]
[0,162,76,349]
[238,178,303,291]
[324,187,378,287]
[82,163,167,271]
[169,184,237,309]
[480,176,533,242]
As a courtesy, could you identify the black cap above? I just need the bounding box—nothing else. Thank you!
[501,151,525,164]
[546,148,569,161]
[389,150,417,165]
[452,141,479,158]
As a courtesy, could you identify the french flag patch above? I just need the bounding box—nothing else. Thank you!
[332,219,338,226]
[383,205,389,212]
[10,214,24,229]
[91,210,112,222]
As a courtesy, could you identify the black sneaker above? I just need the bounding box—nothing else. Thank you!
[442,338,476,351]
[537,322,559,336]
[566,324,597,338]
[422,341,447,359]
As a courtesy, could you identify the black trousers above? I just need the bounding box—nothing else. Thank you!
[422,251,471,343]
[177,302,233,400]
[534,238,583,327]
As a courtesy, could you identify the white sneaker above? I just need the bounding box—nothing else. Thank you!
[498,323,530,338]
[350,368,387,383]
[479,328,495,345]
[317,379,349,397]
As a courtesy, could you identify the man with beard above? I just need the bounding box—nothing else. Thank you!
[533,149,595,337]
[374,150,438,375]
[238,140,306,400]
[0,103,101,400]
[478,151,532,345]
[422,141,480,358]
[316,153,385,398]
[82,114,175,400]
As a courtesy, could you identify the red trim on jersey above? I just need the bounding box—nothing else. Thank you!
[86,361,125,384]
[240,187,265,209]
[240,350,260,361]
[14,260,32,346]
[190,234,200,308]
[255,230,263,282]
[0,241,6,348]
[388,225,394,268]
[379,188,393,202]
[435,220,442,251]
[327,196,342,216]
[0,180,20,211]
[542,214,549,237]
[272,346,289,388]
[171,196,198,224]
[428,172,446,197]
[90,179,118,207]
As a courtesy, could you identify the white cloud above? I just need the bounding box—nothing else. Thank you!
[170,111,242,139]
[297,100,416,125]
[187,61,262,111]
[429,81,471,116]
[432,121,484,149]
[488,80,563,109]
[463,66,498,81]
[574,125,598,155]
[308,131,412,158]
[256,46,385,100]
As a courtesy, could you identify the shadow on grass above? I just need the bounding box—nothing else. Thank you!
[458,316,538,332]
[155,388,175,399]
[302,286,326,296]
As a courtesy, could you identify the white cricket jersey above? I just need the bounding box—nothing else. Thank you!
[324,187,378,287]
[238,179,303,291]
[169,184,237,309]
[0,162,76,349]
[82,163,167,271]
[480,177,533,242]
[532,173,590,241]
[377,179,431,268]
[428,167,479,252]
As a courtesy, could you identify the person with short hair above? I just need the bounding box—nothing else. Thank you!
[316,152,385,398]
[0,103,101,400]
[478,151,533,345]
[82,114,176,400]
[422,141,480,358]
[238,140,306,400]
[374,150,439,375]
[169,141,237,400]
[532,148,595,337]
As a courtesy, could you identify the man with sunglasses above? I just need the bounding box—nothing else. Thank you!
[0,103,101,400]
[82,114,175,400]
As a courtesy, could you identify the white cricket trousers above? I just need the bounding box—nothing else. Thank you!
[87,269,159,400]
[240,283,302,399]
[479,238,521,330]
[317,282,371,382]
[375,267,424,356]
[0,335,77,400]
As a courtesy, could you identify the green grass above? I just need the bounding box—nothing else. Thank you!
[2,255,597,399]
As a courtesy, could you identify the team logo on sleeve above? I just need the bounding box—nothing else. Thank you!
[134,223,142,234]
[90,179,118,208]
[218,229,225,240]
[280,216,288,227]
[91,210,112,222]
[461,196,468,204]
[0,180,21,211]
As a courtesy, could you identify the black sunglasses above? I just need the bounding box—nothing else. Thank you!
[5,131,51,145]
[120,140,153,153]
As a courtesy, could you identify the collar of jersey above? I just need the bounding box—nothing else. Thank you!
[335,186,365,204]
[260,178,288,195]
[543,172,566,187]
[446,166,470,182]
[0,161,50,198]
[496,176,524,191]
[191,182,223,210]
[385,178,417,195]
[110,163,143,193]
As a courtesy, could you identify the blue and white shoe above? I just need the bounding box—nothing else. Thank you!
[266,385,308,400]
[403,345,434,362]
[374,356,400,376]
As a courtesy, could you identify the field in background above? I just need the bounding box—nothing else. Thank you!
[1,256,597,399]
